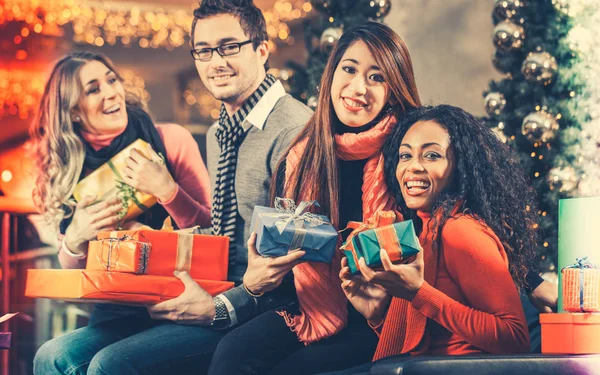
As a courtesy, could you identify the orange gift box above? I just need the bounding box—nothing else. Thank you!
[86,239,151,274]
[24,269,234,305]
[97,229,229,281]
[541,313,600,354]
[562,257,600,312]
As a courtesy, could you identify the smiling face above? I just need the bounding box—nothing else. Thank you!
[330,40,390,127]
[192,13,268,114]
[72,60,128,135]
[396,120,455,212]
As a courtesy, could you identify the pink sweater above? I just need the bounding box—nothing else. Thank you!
[58,124,211,269]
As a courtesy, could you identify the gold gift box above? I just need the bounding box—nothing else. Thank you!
[73,139,157,222]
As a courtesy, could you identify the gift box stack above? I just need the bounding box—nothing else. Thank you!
[340,211,421,274]
[25,222,234,305]
[541,197,600,354]
[25,139,234,305]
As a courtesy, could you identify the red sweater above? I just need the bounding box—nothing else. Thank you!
[374,211,530,358]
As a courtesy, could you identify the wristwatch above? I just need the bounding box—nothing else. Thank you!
[211,296,230,329]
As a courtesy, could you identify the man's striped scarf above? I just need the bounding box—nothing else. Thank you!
[211,74,277,268]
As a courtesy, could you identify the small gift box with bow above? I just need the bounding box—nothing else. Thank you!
[341,211,421,274]
[86,236,151,274]
[73,138,158,223]
[96,218,229,281]
[250,198,338,263]
[562,257,600,313]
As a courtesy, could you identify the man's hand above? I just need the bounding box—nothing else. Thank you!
[147,271,215,325]
[243,232,306,295]
[528,280,558,313]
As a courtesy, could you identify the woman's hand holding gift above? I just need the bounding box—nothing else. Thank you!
[64,195,122,255]
[340,257,390,327]
[358,248,425,302]
[123,147,177,202]
[243,232,306,295]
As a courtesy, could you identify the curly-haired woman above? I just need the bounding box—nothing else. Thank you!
[337,104,537,373]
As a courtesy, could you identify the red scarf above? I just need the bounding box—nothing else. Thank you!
[277,115,398,344]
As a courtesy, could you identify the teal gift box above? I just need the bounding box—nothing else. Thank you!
[342,219,421,274]
[250,199,338,263]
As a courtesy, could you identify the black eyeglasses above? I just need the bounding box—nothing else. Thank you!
[190,40,253,61]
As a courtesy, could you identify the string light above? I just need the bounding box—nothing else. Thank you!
[0,68,46,120]
[1,1,313,50]
[121,69,151,104]
[0,67,148,120]
[183,80,221,121]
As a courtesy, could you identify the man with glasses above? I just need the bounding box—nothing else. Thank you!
[144,0,312,372]
[31,1,311,374]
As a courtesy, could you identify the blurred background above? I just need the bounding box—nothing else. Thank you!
[3,0,598,373]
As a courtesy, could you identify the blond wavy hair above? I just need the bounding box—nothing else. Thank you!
[31,52,125,232]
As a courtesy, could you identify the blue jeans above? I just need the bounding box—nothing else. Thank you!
[33,304,225,375]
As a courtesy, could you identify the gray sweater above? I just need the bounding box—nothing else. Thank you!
[206,94,312,326]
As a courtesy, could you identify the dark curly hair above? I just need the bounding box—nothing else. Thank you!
[383,105,539,291]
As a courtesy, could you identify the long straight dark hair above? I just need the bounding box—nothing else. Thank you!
[270,22,421,228]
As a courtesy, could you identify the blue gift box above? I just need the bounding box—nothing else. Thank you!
[250,203,338,263]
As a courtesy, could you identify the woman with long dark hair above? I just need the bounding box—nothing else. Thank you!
[208,21,422,375]
[32,51,212,374]
[336,105,534,374]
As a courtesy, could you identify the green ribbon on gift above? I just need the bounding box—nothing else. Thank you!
[107,160,150,219]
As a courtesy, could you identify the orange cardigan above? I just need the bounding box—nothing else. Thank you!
[373,211,530,359]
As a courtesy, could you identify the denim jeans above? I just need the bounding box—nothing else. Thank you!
[33,304,226,375]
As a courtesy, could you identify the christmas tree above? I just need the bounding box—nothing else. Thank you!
[292,0,391,107]
[483,0,599,271]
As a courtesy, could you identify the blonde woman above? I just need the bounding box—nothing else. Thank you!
[32,51,211,374]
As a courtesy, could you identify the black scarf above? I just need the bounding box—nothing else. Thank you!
[211,74,277,268]
[60,106,172,234]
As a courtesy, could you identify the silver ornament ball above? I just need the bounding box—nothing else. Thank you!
[521,52,558,85]
[493,21,525,52]
[493,0,524,21]
[320,27,343,54]
[370,0,391,18]
[521,111,559,143]
[485,92,507,116]
[548,166,578,192]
